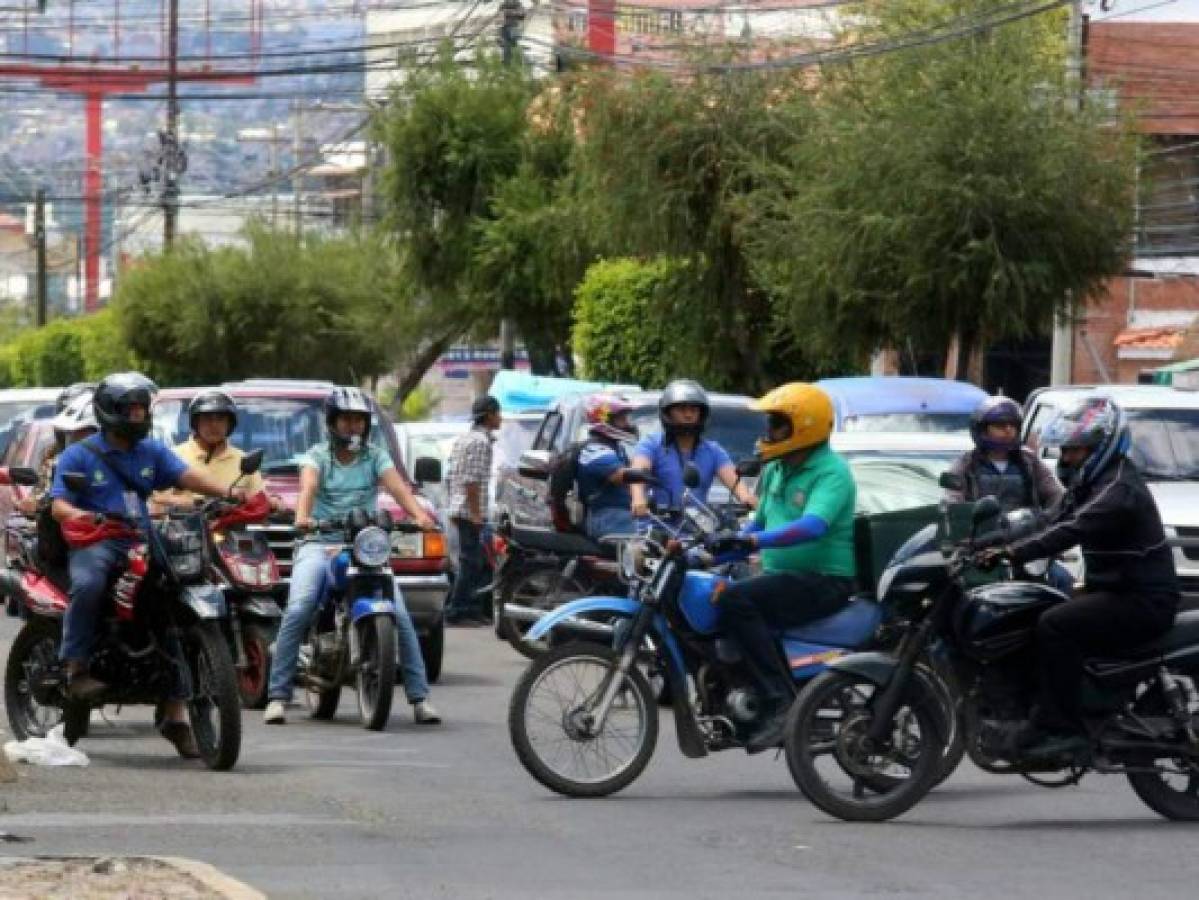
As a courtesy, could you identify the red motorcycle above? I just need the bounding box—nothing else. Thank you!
[1,460,254,770]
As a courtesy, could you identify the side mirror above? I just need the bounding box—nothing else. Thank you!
[517,449,551,482]
[240,449,264,475]
[735,458,761,479]
[7,466,39,488]
[413,456,442,485]
[64,472,88,493]
[682,462,701,489]
[972,496,1001,524]
[938,471,964,492]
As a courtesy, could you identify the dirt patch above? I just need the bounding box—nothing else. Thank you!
[0,857,226,899]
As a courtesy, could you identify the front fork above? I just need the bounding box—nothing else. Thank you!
[583,602,657,732]
[865,617,936,746]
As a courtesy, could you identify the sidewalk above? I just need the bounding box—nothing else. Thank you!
[0,856,264,899]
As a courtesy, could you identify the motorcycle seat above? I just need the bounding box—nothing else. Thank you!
[507,525,616,559]
[781,594,882,648]
[1091,610,1199,663]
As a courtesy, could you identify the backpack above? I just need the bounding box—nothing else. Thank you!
[547,442,587,532]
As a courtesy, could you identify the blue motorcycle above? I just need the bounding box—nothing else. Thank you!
[507,469,899,798]
[297,510,419,731]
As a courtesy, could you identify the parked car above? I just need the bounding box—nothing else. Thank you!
[394,420,469,515]
[830,431,972,515]
[816,376,988,433]
[152,380,451,680]
[0,388,59,460]
[1023,383,1199,608]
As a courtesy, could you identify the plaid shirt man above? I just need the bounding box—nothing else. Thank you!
[447,425,494,522]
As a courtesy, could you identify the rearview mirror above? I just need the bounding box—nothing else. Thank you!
[682,462,701,489]
[413,456,442,485]
[64,472,88,493]
[240,449,264,475]
[2,466,39,488]
[938,471,964,492]
[518,449,551,481]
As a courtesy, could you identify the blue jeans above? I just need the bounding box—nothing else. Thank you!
[267,541,430,704]
[586,506,635,541]
[61,537,191,701]
[446,519,489,619]
[1048,561,1076,596]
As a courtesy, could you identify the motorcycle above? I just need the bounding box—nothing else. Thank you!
[783,488,1199,822]
[202,491,281,709]
[295,509,423,731]
[505,465,958,798]
[2,459,255,770]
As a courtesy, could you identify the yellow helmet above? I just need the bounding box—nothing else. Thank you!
[751,382,834,461]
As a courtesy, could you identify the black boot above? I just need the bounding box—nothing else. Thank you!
[745,706,789,755]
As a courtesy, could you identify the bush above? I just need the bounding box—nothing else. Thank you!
[0,309,135,387]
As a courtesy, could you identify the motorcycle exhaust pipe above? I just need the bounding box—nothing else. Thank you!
[501,603,615,639]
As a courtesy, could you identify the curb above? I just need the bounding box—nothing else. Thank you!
[0,856,265,899]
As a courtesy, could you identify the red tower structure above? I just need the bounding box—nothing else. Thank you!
[1,1,263,311]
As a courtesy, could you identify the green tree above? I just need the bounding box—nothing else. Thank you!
[744,0,1137,373]
[111,226,404,385]
[0,309,135,387]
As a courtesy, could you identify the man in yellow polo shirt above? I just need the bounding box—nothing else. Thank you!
[713,382,856,753]
[151,391,270,513]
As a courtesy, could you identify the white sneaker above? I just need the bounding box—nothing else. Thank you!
[413,700,441,725]
[263,700,287,725]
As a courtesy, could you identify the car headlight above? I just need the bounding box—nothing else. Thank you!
[353,526,391,568]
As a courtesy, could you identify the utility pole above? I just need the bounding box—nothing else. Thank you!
[498,0,525,369]
[163,0,180,247]
[1050,0,1084,386]
[34,189,47,327]
[292,100,303,237]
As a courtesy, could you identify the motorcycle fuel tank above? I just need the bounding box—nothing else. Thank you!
[953,581,1068,663]
[677,570,731,635]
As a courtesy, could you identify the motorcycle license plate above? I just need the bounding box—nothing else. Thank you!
[391,532,423,558]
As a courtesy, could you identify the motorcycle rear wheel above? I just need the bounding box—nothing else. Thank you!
[499,566,589,660]
[1125,678,1199,821]
[185,622,242,771]
[357,616,397,731]
[509,642,658,797]
[4,617,65,741]
[784,669,943,822]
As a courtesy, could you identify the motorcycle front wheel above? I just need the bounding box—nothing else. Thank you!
[784,669,944,822]
[237,622,276,710]
[356,616,397,731]
[184,622,242,771]
[508,642,658,798]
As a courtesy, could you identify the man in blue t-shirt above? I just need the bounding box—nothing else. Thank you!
[576,394,642,540]
[263,387,441,727]
[49,372,248,757]
[628,379,757,519]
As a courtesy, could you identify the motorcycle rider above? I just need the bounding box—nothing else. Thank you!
[711,383,857,754]
[17,389,99,516]
[263,387,441,726]
[576,394,641,540]
[945,395,1073,594]
[980,396,1180,757]
[49,372,250,757]
[150,390,274,514]
[629,379,757,519]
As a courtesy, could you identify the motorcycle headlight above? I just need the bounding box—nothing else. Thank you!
[353,526,391,568]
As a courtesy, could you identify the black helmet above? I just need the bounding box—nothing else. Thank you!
[969,395,1022,453]
[56,381,97,414]
[188,390,239,435]
[93,372,158,442]
[325,386,373,450]
[659,379,710,439]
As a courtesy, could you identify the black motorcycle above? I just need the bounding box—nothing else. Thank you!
[783,490,1199,822]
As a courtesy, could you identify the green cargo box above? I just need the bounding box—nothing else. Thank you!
[853,502,1001,596]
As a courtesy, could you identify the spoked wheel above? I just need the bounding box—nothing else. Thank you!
[356,617,397,731]
[1125,676,1199,820]
[184,623,242,771]
[499,567,589,659]
[784,670,944,822]
[4,617,65,741]
[237,623,275,710]
[508,642,658,797]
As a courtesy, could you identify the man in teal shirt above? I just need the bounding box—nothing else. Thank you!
[714,382,856,753]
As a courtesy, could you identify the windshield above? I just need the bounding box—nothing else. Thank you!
[1127,409,1199,480]
[842,413,972,433]
[154,396,397,474]
[407,433,462,467]
[0,399,54,429]
[629,406,766,463]
[844,451,960,514]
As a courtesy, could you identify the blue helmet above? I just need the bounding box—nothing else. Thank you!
[1041,396,1131,489]
[969,396,1022,453]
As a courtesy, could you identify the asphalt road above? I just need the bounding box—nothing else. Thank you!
[2,615,1198,899]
